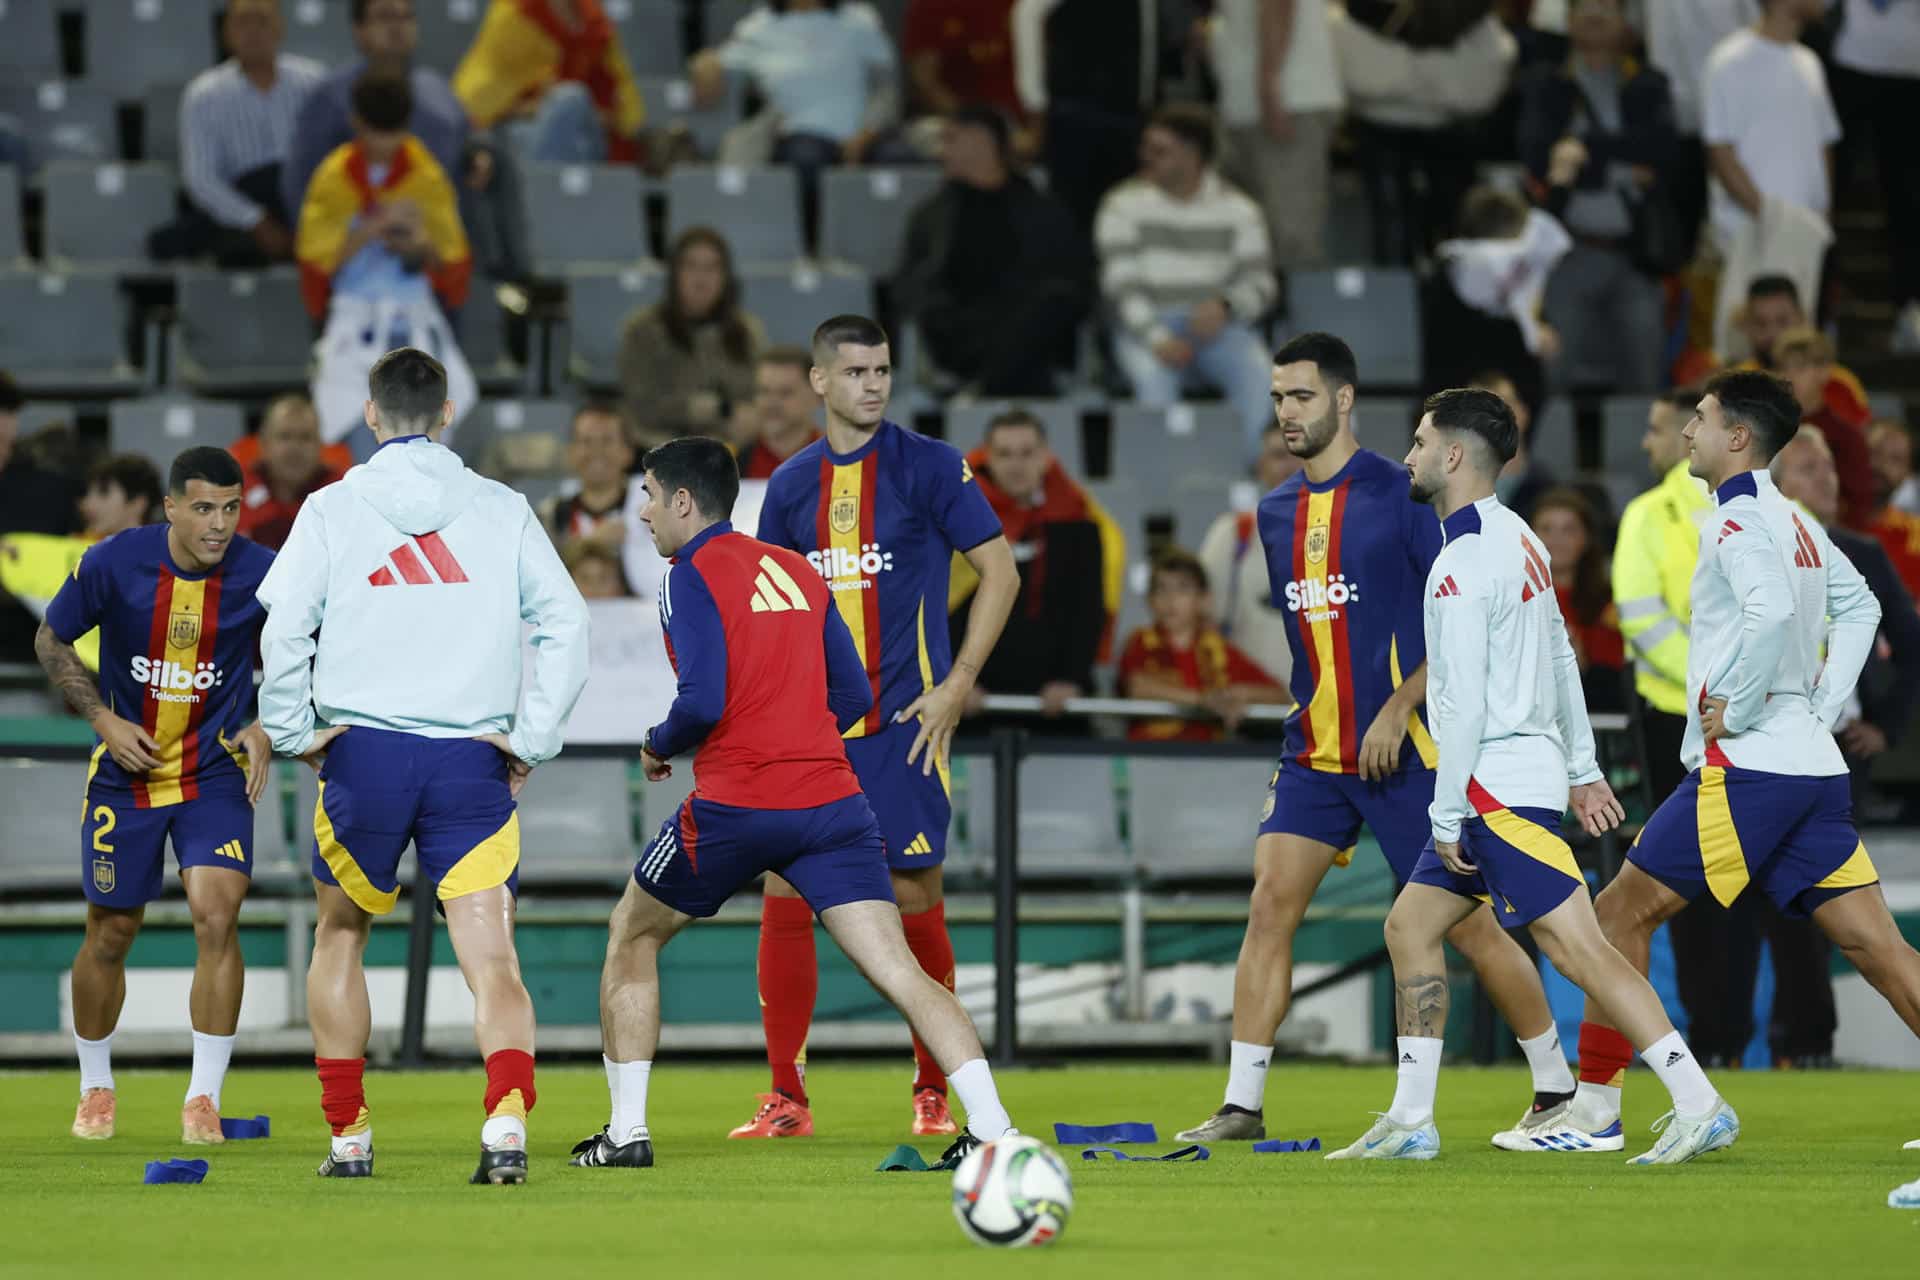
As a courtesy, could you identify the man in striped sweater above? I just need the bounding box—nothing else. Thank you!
[1095,103,1278,456]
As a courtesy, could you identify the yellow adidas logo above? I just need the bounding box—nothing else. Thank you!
[902,832,934,857]
[213,839,246,864]
[749,555,811,613]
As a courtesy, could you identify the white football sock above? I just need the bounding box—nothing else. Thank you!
[609,1059,652,1143]
[1386,1036,1444,1127]
[186,1030,235,1108]
[1516,1026,1576,1095]
[1574,1080,1622,1124]
[1224,1039,1272,1112]
[75,1032,114,1095]
[1643,1031,1718,1119]
[603,1053,620,1125]
[948,1059,1012,1140]
[481,1113,527,1148]
[331,1127,372,1157]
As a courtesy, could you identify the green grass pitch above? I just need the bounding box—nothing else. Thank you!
[6,1062,1916,1277]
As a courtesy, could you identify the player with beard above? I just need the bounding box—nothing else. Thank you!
[1177,334,1577,1150]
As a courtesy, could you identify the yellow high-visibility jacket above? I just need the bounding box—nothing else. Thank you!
[1611,462,1710,715]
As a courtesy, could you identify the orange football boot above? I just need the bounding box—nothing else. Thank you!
[71,1088,115,1140]
[181,1094,226,1145]
[912,1087,958,1137]
[727,1092,813,1138]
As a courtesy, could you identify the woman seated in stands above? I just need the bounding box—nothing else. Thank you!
[616,227,766,445]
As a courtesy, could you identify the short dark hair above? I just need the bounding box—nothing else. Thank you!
[351,71,413,132]
[811,314,889,365]
[1746,273,1801,307]
[350,0,411,23]
[1423,386,1520,467]
[1148,103,1217,164]
[1704,368,1802,458]
[757,345,812,378]
[1149,547,1210,594]
[169,445,244,495]
[368,347,447,431]
[642,436,739,521]
[90,454,165,518]
[1456,186,1528,239]
[1272,331,1358,392]
[571,401,630,442]
[1657,386,1702,414]
[0,370,21,414]
[985,408,1045,441]
[949,103,1013,158]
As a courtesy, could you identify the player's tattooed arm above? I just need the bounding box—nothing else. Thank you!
[34,622,103,722]
[1394,973,1449,1038]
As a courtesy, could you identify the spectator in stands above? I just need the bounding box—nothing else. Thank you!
[76,456,165,540]
[1207,0,1345,268]
[1647,0,1757,267]
[1097,104,1277,455]
[952,409,1122,728]
[1519,0,1675,393]
[894,105,1088,398]
[616,227,765,446]
[1830,0,1920,352]
[298,73,477,453]
[1871,418,1920,516]
[237,394,342,551]
[1197,421,1300,690]
[539,402,632,551]
[455,0,645,165]
[0,375,81,663]
[734,348,822,480]
[1531,486,1625,712]
[1472,370,1556,521]
[1774,325,1875,529]
[1119,549,1286,742]
[692,1,915,248]
[1012,0,1159,235]
[283,0,525,284]
[153,0,325,268]
[561,536,627,600]
[1423,187,1569,414]
[904,0,1028,149]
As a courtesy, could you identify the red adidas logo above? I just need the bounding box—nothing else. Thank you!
[1790,513,1823,569]
[1717,519,1743,544]
[368,532,469,586]
[1433,575,1461,599]
[1520,538,1550,603]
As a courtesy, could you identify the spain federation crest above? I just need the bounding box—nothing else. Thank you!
[168,610,201,650]
[1260,790,1276,822]
[830,492,860,535]
[1304,519,1330,566]
[92,858,114,894]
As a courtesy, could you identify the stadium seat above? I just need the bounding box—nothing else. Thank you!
[819,167,943,279]
[738,261,872,347]
[83,0,217,100]
[0,1,62,80]
[0,268,144,394]
[414,0,486,74]
[1169,474,1235,549]
[171,266,315,394]
[0,168,25,267]
[1286,267,1422,390]
[0,759,94,896]
[140,81,188,167]
[943,400,1086,464]
[279,0,356,65]
[702,0,758,43]
[17,402,80,436]
[1601,396,1656,476]
[635,73,743,161]
[459,280,530,394]
[1530,399,1578,477]
[525,164,648,273]
[1128,757,1274,882]
[109,396,246,469]
[1108,404,1243,489]
[564,262,666,386]
[43,162,176,267]
[962,754,1131,880]
[667,165,803,265]
[1323,170,1373,267]
[452,397,575,477]
[603,0,683,76]
[0,81,121,170]
[512,758,636,887]
[1354,395,1419,452]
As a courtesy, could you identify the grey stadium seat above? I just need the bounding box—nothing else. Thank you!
[1287,267,1421,390]
[172,267,315,393]
[0,268,143,394]
[1529,399,1578,477]
[565,262,666,386]
[1353,395,1418,453]
[0,81,121,171]
[84,0,218,100]
[0,168,24,266]
[109,397,246,469]
[414,0,487,74]
[1169,474,1234,549]
[667,165,802,265]
[1108,403,1243,488]
[820,167,943,278]
[1129,757,1274,882]
[0,759,95,895]
[513,758,637,886]
[0,1,62,79]
[451,397,575,477]
[460,280,530,394]
[604,0,683,76]
[704,0,759,43]
[43,162,176,267]
[526,164,648,272]
[637,73,743,161]
[280,0,357,66]
[738,262,872,347]
[1601,396,1656,476]
[962,754,1130,880]
[943,400,1085,462]
[17,402,80,436]
[141,82,189,167]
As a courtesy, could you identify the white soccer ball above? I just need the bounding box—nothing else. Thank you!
[950,1134,1074,1248]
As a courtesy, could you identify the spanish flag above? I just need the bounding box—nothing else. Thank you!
[454,0,645,164]
[295,135,472,320]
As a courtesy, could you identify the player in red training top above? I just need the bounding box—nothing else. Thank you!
[742,315,1018,1139]
[568,437,1018,1170]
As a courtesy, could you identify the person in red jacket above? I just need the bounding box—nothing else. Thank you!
[1118,548,1286,741]
[236,395,343,552]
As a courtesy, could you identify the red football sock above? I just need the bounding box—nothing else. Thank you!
[902,902,957,1096]
[1578,1021,1635,1088]
[316,1056,367,1136]
[484,1049,537,1118]
[759,893,817,1104]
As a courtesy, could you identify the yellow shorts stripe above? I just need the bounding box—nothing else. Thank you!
[313,779,401,916]
[1814,840,1878,892]
[436,811,521,901]
[1695,766,1750,907]
[1480,806,1581,880]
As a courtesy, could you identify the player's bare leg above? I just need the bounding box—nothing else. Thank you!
[443,885,537,1185]
[68,904,142,1139]
[179,865,249,1144]
[1530,889,1735,1164]
[1810,885,1920,1036]
[1571,864,1689,1134]
[735,872,817,1139]
[574,880,692,1167]
[818,896,1014,1153]
[892,863,959,1135]
[309,882,374,1177]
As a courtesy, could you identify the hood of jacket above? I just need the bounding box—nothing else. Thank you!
[343,437,484,535]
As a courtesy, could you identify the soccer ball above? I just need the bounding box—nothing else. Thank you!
[950,1134,1074,1248]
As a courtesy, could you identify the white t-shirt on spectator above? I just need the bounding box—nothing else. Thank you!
[1209,0,1344,126]
[1702,28,1841,248]
[1648,0,1759,135]
[1833,0,1920,80]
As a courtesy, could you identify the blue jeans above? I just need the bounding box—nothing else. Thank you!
[1113,311,1274,456]
[512,82,607,167]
